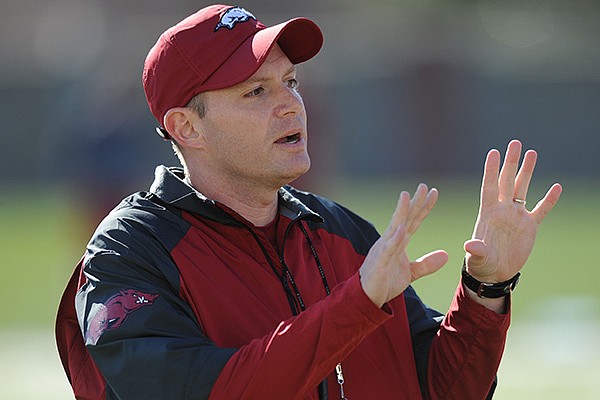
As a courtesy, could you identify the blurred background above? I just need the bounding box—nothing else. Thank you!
[1,0,599,398]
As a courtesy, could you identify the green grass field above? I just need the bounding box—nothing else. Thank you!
[1,179,598,399]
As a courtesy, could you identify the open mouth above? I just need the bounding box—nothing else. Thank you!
[276,132,301,144]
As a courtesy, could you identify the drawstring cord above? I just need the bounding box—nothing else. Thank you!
[249,218,347,400]
[299,223,347,400]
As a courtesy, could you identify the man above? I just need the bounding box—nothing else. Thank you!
[56,4,562,400]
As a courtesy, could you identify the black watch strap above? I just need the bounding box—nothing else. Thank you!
[461,264,520,298]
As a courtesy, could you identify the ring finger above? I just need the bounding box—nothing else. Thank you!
[513,149,538,204]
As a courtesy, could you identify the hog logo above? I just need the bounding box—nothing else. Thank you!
[215,6,256,31]
[85,289,158,346]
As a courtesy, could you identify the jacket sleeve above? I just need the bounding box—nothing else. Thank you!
[208,273,391,399]
[77,212,392,400]
[427,282,509,399]
[405,282,509,400]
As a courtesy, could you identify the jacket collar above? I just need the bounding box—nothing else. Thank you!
[149,165,323,225]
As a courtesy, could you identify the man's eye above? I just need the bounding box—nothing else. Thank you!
[246,87,264,97]
[287,79,299,90]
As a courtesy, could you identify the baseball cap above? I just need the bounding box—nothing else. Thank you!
[142,4,323,132]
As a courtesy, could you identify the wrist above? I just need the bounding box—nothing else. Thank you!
[461,262,520,299]
[462,283,509,314]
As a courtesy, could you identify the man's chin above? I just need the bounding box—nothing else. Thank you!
[281,162,311,187]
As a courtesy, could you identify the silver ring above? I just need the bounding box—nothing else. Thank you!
[513,198,526,205]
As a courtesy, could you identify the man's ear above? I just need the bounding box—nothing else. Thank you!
[163,108,204,148]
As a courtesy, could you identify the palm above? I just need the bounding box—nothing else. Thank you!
[470,202,537,281]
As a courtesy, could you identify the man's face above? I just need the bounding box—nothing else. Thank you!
[193,45,309,191]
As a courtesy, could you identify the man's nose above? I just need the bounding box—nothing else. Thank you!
[274,85,304,117]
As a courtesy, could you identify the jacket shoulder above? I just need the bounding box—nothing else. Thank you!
[90,191,190,252]
[83,191,191,288]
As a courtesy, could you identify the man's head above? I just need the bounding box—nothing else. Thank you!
[142,5,323,192]
[142,4,323,132]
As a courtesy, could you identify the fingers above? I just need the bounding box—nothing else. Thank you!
[386,184,438,238]
[498,140,522,202]
[480,149,500,208]
[513,149,537,203]
[407,185,438,234]
[385,191,410,238]
[407,183,428,223]
[531,183,563,224]
[482,140,541,209]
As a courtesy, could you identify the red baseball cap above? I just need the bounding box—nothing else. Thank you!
[143,4,323,129]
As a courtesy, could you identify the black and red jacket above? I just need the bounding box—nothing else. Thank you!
[56,165,509,399]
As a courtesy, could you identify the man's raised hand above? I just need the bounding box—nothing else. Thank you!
[464,140,562,283]
[359,184,449,307]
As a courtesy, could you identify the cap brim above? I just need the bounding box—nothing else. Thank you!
[198,17,323,93]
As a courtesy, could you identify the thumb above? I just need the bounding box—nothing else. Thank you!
[463,239,488,267]
[410,250,449,282]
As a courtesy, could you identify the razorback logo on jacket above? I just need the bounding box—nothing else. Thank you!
[85,289,158,345]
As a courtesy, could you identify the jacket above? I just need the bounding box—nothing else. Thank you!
[56,165,510,399]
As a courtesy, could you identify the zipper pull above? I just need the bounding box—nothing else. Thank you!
[335,363,347,400]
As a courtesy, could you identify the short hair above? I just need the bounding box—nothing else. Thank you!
[187,92,207,118]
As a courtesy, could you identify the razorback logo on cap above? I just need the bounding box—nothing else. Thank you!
[215,6,256,31]
[84,289,159,345]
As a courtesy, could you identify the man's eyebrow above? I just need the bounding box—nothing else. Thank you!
[241,66,297,86]
[284,65,298,77]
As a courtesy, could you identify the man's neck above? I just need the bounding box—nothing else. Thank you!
[186,173,279,227]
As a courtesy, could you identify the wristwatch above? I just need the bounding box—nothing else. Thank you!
[461,264,520,298]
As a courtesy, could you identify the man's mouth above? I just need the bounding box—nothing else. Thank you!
[276,132,301,144]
